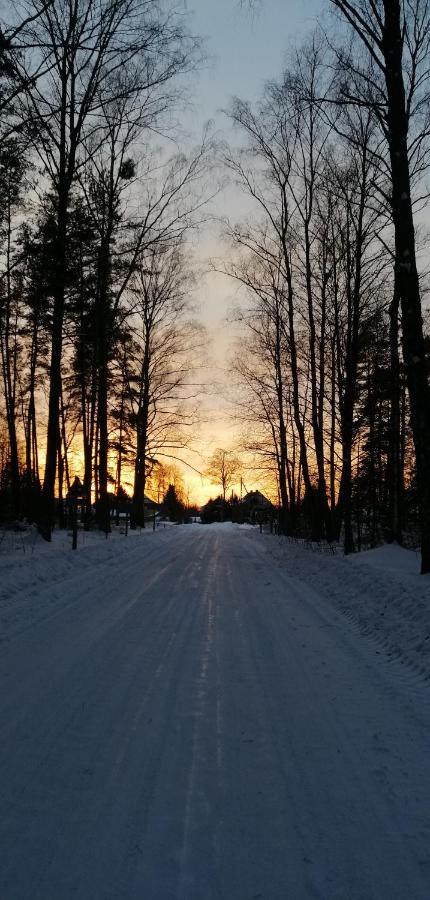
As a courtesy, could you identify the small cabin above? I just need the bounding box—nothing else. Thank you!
[240,490,274,524]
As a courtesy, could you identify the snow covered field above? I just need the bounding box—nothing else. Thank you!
[1,523,429,899]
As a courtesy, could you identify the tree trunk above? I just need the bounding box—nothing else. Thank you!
[282,242,321,538]
[304,218,332,540]
[57,441,65,529]
[383,0,430,572]
[0,188,21,519]
[329,336,336,513]
[274,304,290,534]
[115,366,126,526]
[336,134,367,553]
[25,332,38,492]
[95,229,113,534]
[97,324,110,533]
[387,280,403,543]
[132,332,151,528]
[42,190,69,537]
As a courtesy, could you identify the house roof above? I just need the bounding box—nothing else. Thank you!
[241,490,272,507]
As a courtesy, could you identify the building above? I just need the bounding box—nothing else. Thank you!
[239,490,275,524]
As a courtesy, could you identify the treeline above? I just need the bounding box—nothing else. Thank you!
[0,0,208,537]
[223,3,430,571]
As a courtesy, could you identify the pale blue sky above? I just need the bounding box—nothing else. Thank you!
[188,0,324,132]
[183,0,325,303]
[178,0,326,498]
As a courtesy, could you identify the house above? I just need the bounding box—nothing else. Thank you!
[240,490,275,524]
[114,493,159,519]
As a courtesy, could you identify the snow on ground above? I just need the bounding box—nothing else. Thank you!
[0,524,171,641]
[1,523,430,899]
[266,535,430,679]
[4,523,426,679]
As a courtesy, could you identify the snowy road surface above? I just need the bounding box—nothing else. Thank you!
[1,524,430,900]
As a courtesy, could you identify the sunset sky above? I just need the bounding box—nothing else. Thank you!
[176,0,323,504]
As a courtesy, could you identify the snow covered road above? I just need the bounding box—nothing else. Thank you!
[1,524,429,899]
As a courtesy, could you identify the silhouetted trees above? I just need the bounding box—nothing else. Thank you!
[127,242,202,526]
[162,483,184,522]
[329,0,430,568]
[0,0,208,534]
[205,448,242,501]
[224,25,427,561]
[1,0,430,574]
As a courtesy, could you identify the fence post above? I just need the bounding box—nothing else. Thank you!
[72,502,78,550]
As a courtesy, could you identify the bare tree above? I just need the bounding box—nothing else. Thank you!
[80,126,211,530]
[206,448,241,501]
[220,243,295,532]
[126,242,203,527]
[223,34,395,548]
[12,0,200,536]
[330,0,430,569]
[0,140,27,518]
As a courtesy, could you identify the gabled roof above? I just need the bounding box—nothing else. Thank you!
[241,490,272,506]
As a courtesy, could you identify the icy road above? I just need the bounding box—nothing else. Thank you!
[1,524,430,900]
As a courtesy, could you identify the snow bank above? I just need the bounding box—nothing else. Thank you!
[268,537,430,679]
[0,526,168,642]
[352,542,421,574]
